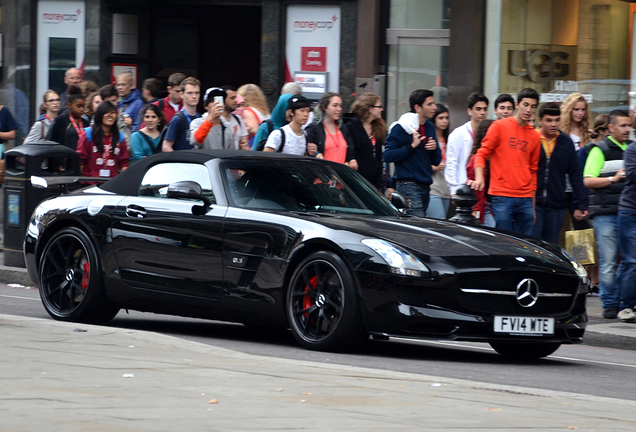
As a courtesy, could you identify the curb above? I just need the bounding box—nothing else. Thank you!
[0,263,33,286]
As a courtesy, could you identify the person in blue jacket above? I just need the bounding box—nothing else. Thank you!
[383,89,442,217]
[116,72,144,133]
[533,102,588,244]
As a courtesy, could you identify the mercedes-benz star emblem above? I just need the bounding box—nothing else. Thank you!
[516,278,539,307]
[316,293,326,308]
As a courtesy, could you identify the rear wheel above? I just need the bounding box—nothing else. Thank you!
[39,227,119,324]
[286,251,365,351]
[489,341,561,360]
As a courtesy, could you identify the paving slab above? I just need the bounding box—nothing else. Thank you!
[1,314,636,432]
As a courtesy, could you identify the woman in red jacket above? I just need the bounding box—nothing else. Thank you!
[77,102,129,179]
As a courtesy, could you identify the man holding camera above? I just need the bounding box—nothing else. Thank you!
[191,86,248,150]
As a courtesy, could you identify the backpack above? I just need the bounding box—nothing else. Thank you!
[172,111,192,145]
[260,126,288,153]
[259,125,309,153]
[255,119,275,151]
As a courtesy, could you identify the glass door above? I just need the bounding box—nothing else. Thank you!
[386,30,449,123]
[385,0,450,123]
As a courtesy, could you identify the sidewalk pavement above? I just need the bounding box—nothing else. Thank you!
[3,313,636,432]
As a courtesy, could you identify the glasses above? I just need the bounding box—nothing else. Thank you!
[47,98,61,103]
[372,105,383,108]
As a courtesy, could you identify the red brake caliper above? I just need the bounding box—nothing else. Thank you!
[303,276,318,318]
[81,260,90,290]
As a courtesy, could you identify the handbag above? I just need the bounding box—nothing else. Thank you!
[565,228,596,265]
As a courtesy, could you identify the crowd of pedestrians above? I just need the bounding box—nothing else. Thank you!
[14,68,636,323]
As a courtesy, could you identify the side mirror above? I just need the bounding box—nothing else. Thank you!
[391,192,411,213]
[31,176,48,189]
[167,181,212,209]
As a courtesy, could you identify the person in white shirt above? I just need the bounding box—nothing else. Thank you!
[264,95,312,155]
[444,92,489,197]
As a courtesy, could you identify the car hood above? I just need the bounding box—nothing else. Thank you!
[304,214,570,271]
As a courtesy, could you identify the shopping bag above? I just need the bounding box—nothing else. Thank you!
[565,229,596,265]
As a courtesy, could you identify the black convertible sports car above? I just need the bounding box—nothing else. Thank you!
[24,150,588,359]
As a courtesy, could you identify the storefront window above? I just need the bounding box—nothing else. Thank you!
[49,37,76,95]
[390,0,449,30]
[386,0,450,123]
[499,0,632,117]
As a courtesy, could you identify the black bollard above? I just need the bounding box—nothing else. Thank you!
[449,184,481,225]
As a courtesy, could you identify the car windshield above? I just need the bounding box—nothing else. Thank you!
[222,159,398,216]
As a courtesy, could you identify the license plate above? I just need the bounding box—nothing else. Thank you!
[493,316,555,335]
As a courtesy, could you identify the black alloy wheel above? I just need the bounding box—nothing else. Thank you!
[286,251,365,351]
[39,227,119,324]
[489,341,562,360]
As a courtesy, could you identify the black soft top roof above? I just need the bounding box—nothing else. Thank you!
[99,150,315,196]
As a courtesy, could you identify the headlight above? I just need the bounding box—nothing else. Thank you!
[561,247,589,288]
[361,239,429,277]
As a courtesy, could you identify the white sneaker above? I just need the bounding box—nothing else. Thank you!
[618,308,636,323]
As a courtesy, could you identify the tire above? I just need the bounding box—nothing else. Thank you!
[489,341,561,360]
[286,251,366,351]
[38,227,119,324]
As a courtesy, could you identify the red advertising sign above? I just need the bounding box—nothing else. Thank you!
[301,47,327,72]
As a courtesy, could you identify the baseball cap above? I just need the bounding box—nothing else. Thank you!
[204,87,226,105]
[287,94,310,111]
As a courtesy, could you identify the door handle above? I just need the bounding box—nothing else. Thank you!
[126,205,147,219]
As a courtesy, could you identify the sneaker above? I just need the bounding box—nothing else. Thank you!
[618,308,636,323]
[603,308,618,319]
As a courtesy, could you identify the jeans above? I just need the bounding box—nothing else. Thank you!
[532,205,566,244]
[397,181,430,217]
[490,196,535,235]
[426,194,449,219]
[594,214,623,309]
[483,204,496,228]
[617,211,636,310]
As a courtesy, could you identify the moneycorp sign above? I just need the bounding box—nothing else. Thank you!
[42,10,82,24]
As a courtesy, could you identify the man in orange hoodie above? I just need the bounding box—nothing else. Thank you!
[468,88,541,235]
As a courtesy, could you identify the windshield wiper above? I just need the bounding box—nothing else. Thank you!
[290,210,340,218]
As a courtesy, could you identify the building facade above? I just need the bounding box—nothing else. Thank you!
[0,0,634,139]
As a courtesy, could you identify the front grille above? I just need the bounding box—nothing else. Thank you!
[458,271,577,294]
[460,292,573,314]
[458,271,578,315]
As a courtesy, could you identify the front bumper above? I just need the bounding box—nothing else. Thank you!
[357,270,587,344]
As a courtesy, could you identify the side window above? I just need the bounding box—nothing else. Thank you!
[139,162,214,202]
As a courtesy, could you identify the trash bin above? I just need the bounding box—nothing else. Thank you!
[3,142,81,267]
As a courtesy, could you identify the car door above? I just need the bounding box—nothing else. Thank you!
[110,161,227,299]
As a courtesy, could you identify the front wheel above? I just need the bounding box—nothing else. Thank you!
[39,227,119,324]
[286,251,366,351]
[489,341,561,360]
